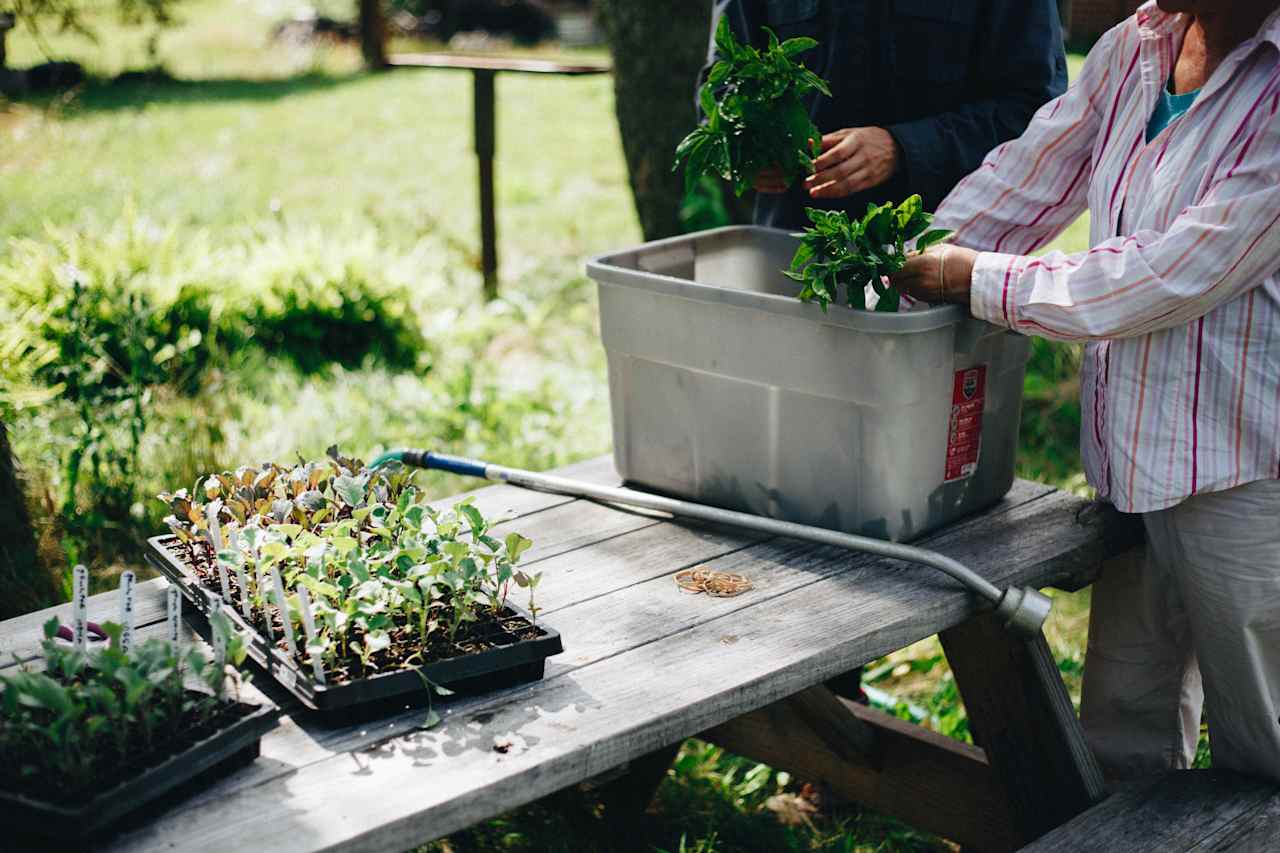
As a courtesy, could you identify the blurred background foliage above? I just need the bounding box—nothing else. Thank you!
[1,3,1111,848]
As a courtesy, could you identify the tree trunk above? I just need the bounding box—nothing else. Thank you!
[358,0,388,69]
[597,1,712,241]
[0,419,54,619]
[1057,0,1074,40]
[0,13,13,72]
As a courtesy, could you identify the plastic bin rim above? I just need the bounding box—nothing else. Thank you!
[587,225,970,334]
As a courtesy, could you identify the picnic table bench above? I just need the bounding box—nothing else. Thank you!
[0,456,1142,852]
[1023,770,1280,852]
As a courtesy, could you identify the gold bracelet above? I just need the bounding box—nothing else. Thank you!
[938,247,948,303]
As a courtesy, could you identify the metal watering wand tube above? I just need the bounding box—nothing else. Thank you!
[370,449,1052,636]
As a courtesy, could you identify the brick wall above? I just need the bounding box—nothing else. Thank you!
[1064,0,1144,39]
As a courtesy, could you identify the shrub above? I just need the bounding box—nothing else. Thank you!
[0,215,430,588]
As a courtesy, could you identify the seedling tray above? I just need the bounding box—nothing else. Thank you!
[146,535,564,721]
[1,700,276,847]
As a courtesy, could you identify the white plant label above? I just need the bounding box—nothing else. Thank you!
[294,584,327,686]
[270,565,299,658]
[206,504,224,551]
[258,563,274,644]
[209,595,227,668]
[229,529,252,619]
[72,564,89,652]
[277,663,297,690]
[119,571,136,654]
[208,591,226,666]
[235,564,252,619]
[215,557,233,603]
[166,585,182,645]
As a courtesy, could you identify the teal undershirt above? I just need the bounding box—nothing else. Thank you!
[1147,82,1201,142]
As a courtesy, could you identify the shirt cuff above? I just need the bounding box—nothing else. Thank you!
[970,251,1024,329]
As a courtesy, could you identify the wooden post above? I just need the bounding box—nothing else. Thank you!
[940,612,1106,845]
[1057,0,1074,40]
[0,13,13,72]
[473,69,498,301]
[357,0,388,69]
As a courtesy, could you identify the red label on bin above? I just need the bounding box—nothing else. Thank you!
[945,365,987,482]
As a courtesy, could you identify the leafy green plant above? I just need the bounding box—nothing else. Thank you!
[158,446,540,684]
[675,17,830,196]
[0,614,247,798]
[784,196,952,312]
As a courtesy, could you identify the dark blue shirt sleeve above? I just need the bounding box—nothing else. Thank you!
[886,0,1069,211]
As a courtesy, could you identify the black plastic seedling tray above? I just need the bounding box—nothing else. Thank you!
[1,700,277,848]
[146,535,564,723]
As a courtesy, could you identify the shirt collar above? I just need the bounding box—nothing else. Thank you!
[1136,1,1280,50]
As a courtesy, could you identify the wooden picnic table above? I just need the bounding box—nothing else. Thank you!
[385,53,611,300]
[0,456,1141,852]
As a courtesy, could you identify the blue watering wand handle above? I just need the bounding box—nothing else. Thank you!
[372,449,1052,636]
[368,449,488,477]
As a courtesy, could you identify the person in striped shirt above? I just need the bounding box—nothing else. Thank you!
[892,0,1280,782]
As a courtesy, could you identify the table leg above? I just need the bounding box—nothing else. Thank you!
[472,69,498,301]
[940,610,1106,844]
[703,685,1021,852]
[595,740,682,826]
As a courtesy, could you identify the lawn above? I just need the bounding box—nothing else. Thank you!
[2,8,1111,850]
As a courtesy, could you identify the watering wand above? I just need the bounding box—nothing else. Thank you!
[370,449,1052,636]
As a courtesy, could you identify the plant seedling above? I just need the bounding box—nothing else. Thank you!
[675,17,831,196]
[157,446,544,687]
[785,195,953,312]
[0,614,248,798]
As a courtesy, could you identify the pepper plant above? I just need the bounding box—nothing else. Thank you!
[785,195,953,312]
[0,614,247,797]
[158,447,540,683]
[675,17,831,196]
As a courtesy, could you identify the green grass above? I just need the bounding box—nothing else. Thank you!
[0,9,1117,848]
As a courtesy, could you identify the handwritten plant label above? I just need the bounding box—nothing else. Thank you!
[270,565,299,658]
[72,564,89,652]
[208,594,226,668]
[206,504,224,551]
[258,562,275,644]
[229,529,253,619]
[235,565,252,618]
[119,570,136,654]
[166,584,182,645]
[294,584,327,686]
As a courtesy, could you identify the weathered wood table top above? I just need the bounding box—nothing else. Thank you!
[0,456,1141,852]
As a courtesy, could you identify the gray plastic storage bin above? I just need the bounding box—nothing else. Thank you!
[586,226,1031,542]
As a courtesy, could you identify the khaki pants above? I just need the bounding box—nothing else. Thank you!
[1080,478,1280,783]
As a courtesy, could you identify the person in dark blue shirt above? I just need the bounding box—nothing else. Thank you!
[699,0,1069,229]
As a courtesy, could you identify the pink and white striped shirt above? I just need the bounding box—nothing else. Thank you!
[934,2,1280,514]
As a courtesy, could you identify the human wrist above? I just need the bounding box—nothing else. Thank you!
[945,247,976,304]
[969,251,1021,327]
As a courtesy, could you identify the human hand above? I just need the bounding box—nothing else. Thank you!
[890,245,978,305]
[753,165,788,194]
[804,127,900,199]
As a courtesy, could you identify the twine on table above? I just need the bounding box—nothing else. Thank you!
[674,566,754,598]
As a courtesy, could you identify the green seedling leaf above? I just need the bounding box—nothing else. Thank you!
[504,533,533,563]
[458,504,486,537]
[333,475,365,507]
